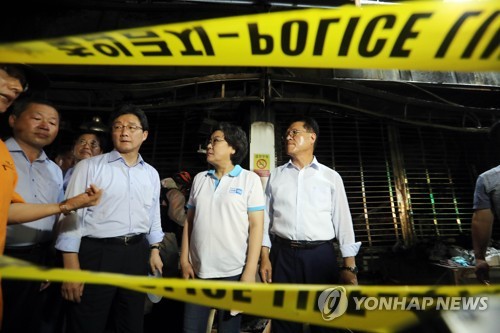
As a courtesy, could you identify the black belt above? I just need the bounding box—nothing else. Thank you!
[83,234,145,246]
[274,236,333,249]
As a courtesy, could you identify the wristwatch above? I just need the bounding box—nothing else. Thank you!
[150,244,161,251]
[340,266,358,274]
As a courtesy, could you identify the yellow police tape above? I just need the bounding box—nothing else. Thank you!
[0,1,498,71]
[0,256,499,333]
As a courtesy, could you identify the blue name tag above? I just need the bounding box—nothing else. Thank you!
[229,187,243,195]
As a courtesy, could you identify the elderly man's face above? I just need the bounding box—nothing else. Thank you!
[9,102,60,150]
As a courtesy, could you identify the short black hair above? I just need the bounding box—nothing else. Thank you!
[108,104,149,131]
[11,96,59,118]
[213,122,248,165]
[0,64,50,91]
[287,116,319,148]
[0,64,27,88]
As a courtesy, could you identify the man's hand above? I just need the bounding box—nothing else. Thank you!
[61,252,84,303]
[149,247,163,276]
[475,259,490,284]
[339,270,358,285]
[64,184,102,212]
[62,282,85,303]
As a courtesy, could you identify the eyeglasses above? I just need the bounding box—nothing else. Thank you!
[78,139,100,149]
[206,137,226,147]
[283,129,311,140]
[112,124,143,133]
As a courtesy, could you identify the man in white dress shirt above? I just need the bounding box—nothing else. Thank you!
[260,116,361,333]
[56,104,164,333]
[2,97,66,333]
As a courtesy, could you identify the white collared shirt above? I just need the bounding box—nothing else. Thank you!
[55,150,164,252]
[6,138,64,246]
[186,165,265,278]
[263,157,361,257]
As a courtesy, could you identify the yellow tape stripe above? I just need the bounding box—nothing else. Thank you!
[0,1,498,71]
[1,256,499,333]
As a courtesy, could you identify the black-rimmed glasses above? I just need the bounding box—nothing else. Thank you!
[112,124,143,133]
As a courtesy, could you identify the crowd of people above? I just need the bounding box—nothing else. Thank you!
[0,62,496,333]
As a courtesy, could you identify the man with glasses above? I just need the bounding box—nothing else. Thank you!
[56,104,164,333]
[63,130,105,190]
[260,116,361,333]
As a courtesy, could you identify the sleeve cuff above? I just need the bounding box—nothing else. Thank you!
[54,236,81,253]
[147,230,165,245]
[340,241,361,257]
[248,206,265,212]
[262,234,272,248]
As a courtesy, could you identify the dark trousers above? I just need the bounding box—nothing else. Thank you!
[1,243,56,333]
[183,275,242,333]
[65,236,149,333]
[270,241,340,333]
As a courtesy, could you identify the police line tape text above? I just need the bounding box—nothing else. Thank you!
[252,11,498,59]
[48,10,498,60]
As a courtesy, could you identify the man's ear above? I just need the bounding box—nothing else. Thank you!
[8,114,16,128]
[310,132,317,145]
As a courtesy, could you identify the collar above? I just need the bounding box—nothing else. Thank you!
[284,156,320,170]
[5,137,49,162]
[107,149,145,165]
[207,164,243,178]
